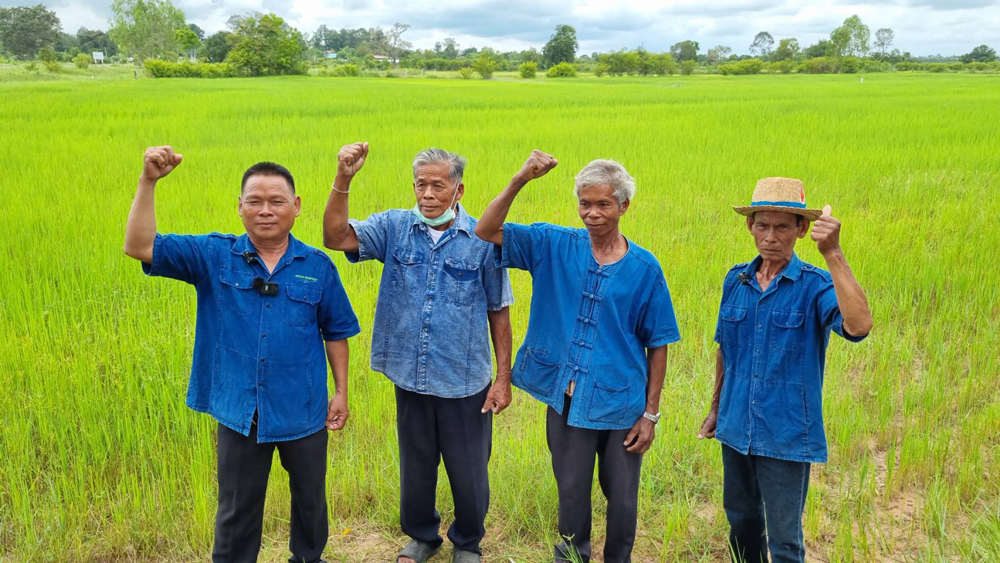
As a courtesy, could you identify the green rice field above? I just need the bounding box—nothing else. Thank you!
[1,73,999,561]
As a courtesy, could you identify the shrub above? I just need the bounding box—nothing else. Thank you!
[680,60,698,75]
[840,56,861,74]
[546,62,576,78]
[457,67,474,79]
[719,58,764,75]
[472,54,497,79]
[894,61,918,71]
[330,64,360,77]
[798,57,839,74]
[72,53,92,69]
[770,60,796,74]
[519,61,537,79]
[25,61,38,72]
[384,71,398,78]
[593,62,609,77]
[43,60,61,73]
[37,47,57,63]
[144,59,237,78]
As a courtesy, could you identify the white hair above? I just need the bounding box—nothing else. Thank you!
[573,159,636,204]
[412,148,467,184]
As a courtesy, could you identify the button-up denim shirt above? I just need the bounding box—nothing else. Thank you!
[495,223,681,430]
[714,253,868,463]
[346,204,513,398]
[142,232,360,443]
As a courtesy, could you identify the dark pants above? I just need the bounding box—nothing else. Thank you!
[396,384,492,554]
[721,443,811,563]
[212,422,328,563]
[547,394,643,563]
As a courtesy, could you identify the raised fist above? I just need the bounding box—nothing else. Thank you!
[337,142,369,178]
[515,150,558,183]
[810,205,841,255]
[141,146,182,181]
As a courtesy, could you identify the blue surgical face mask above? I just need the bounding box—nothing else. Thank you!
[413,187,459,227]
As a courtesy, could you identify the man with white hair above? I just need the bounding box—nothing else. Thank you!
[476,151,680,563]
[322,143,513,563]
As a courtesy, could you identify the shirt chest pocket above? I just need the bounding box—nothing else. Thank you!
[217,269,257,316]
[720,305,748,348]
[391,247,426,294]
[283,283,322,327]
[771,309,805,351]
[441,258,481,306]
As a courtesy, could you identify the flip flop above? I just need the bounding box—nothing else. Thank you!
[397,539,441,563]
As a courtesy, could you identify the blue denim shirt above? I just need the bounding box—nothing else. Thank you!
[495,223,681,430]
[714,253,868,463]
[142,232,360,443]
[346,204,514,398]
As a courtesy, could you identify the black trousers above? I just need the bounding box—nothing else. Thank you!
[396,384,492,554]
[547,394,643,563]
[212,422,328,563]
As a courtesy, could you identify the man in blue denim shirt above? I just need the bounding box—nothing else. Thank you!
[696,177,873,563]
[477,152,681,563]
[124,147,360,563]
[322,143,513,563]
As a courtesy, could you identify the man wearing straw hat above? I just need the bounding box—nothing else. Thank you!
[697,177,873,563]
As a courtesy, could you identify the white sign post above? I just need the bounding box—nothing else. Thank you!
[92,52,105,64]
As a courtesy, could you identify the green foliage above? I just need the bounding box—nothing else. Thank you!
[593,62,608,77]
[200,31,232,63]
[72,52,92,68]
[37,46,56,63]
[961,44,998,64]
[76,28,118,57]
[143,58,236,77]
[457,66,474,79]
[670,40,700,62]
[831,14,870,57]
[23,60,37,71]
[225,13,306,76]
[799,56,840,74]
[545,61,576,78]
[519,61,537,79]
[680,60,697,75]
[109,0,186,63]
[719,58,764,75]
[749,31,773,58]
[0,4,61,59]
[329,63,359,77]
[542,25,577,67]
[173,26,200,57]
[769,59,796,74]
[472,52,497,79]
[42,59,60,72]
[840,56,861,74]
[772,38,799,61]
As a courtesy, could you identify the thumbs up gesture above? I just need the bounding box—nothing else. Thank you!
[810,205,841,256]
[337,142,369,178]
[141,146,183,181]
[514,150,558,184]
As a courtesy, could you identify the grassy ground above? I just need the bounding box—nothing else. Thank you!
[1,73,999,562]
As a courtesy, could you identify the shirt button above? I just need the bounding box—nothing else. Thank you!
[757,324,762,329]
[752,400,756,405]
[258,382,263,387]
[260,359,266,364]
[265,303,271,308]
[261,333,267,338]
[755,349,760,355]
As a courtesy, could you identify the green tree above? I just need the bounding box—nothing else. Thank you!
[472,52,497,78]
[520,47,540,64]
[77,28,118,57]
[37,45,56,62]
[519,61,537,78]
[680,59,697,75]
[382,23,410,68]
[707,45,731,64]
[174,26,200,59]
[670,40,699,62]
[72,52,92,68]
[772,38,799,61]
[187,22,204,41]
[0,4,61,59]
[831,14,869,57]
[109,0,186,63]
[225,13,306,76]
[651,53,678,75]
[804,39,833,59]
[749,31,774,59]
[961,44,998,63]
[873,28,894,57]
[200,30,232,62]
[542,25,577,67]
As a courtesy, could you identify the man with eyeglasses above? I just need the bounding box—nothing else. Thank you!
[322,143,513,563]
[123,146,361,563]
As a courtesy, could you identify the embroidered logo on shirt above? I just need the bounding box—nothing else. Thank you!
[295,275,319,283]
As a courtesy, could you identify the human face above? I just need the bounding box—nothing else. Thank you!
[747,211,809,264]
[413,162,463,219]
[577,183,629,237]
[239,174,300,242]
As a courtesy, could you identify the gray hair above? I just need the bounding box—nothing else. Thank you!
[573,159,636,204]
[412,148,467,185]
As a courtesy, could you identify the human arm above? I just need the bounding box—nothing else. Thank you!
[624,345,668,454]
[697,348,725,439]
[124,146,183,262]
[322,142,368,253]
[811,205,874,337]
[481,307,513,414]
[474,150,558,245]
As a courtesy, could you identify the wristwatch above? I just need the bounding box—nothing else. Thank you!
[642,412,661,424]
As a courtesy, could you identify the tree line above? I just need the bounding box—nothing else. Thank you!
[1,2,997,77]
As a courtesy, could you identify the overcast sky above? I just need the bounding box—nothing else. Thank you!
[14,0,1000,56]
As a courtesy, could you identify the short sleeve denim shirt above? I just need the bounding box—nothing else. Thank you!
[346,204,514,398]
[143,232,360,443]
[495,222,681,430]
[714,253,868,463]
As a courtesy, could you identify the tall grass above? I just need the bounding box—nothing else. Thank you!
[1,74,998,561]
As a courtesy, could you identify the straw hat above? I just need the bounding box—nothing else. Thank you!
[733,177,822,221]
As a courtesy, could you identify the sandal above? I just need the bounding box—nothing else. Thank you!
[452,548,481,563]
